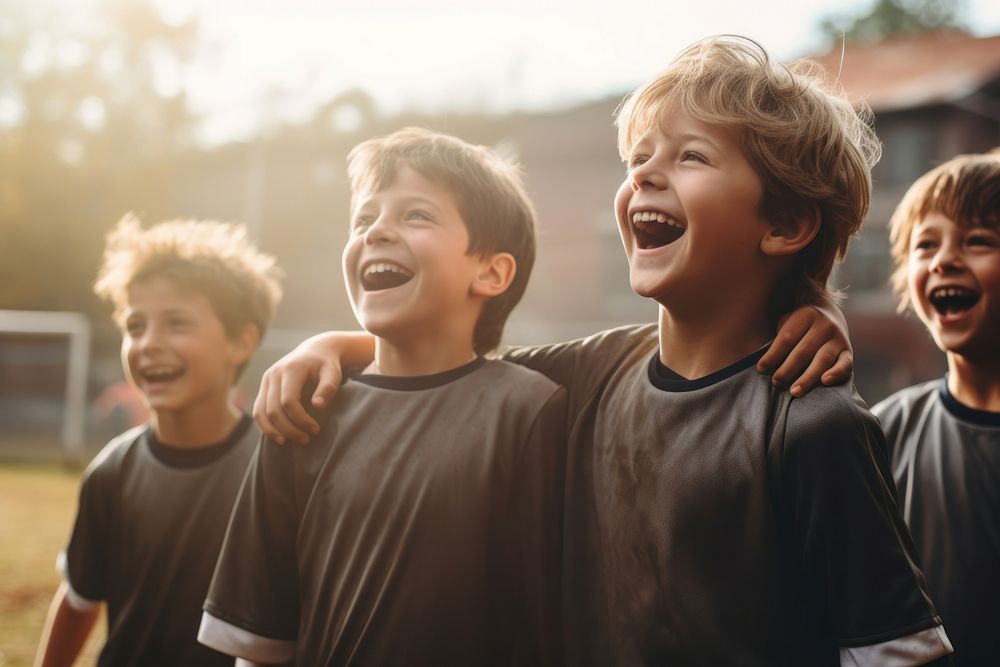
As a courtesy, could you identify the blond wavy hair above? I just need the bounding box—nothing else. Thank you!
[347,127,537,355]
[888,149,1000,311]
[616,35,881,316]
[94,214,284,344]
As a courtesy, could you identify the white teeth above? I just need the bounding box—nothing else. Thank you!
[364,262,413,278]
[631,211,683,227]
[930,287,972,298]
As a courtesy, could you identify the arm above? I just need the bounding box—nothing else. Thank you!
[757,301,853,397]
[780,390,952,666]
[255,302,852,443]
[34,582,101,667]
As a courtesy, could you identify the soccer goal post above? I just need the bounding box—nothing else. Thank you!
[0,310,91,458]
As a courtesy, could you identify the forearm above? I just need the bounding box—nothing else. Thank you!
[34,583,101,667]
[312,330,374,370]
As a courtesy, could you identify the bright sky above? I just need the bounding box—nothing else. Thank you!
[148,0,1000,145]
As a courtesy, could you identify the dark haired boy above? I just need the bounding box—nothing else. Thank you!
[198,128,565,665]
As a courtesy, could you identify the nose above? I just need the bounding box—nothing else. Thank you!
[929,238,964,274]
[363,215,396,246]
[629,157,667,192]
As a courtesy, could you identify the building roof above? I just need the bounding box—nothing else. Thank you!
[808,31,1000,112]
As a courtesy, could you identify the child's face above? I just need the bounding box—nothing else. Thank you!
[119,276,249,421]
[342,164,486,344]
[614,108,768,308]
[908,212,1000,361]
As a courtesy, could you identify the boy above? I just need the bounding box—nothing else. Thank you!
[873,150,1000,666]
[34,216,283,667]
[198,128,566,665]
[253,37,953,665]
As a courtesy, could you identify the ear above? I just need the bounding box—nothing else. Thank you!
[229,323,261,367]
[760,205,821,257]
[470,252,516,298]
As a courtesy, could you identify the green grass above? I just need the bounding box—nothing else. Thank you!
[0,464,104,666]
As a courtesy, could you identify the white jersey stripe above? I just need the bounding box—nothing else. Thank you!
[840,625,953,666]
[198,612,296,663]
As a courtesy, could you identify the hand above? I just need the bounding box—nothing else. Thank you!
[253,334,346,445]
[756,302,854,397]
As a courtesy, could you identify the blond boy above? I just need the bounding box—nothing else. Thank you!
[873,150,1000,666]
[35,216,282,667]
[252,37,955,665]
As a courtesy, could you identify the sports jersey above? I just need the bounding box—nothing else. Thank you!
[874,379,1000,666]
[505,324,952,666]
[61,414,256,667]
[200,357,566,666]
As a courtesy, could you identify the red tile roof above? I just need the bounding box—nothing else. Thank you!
[807,31,1000,112]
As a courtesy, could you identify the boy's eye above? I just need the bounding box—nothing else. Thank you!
[966,234,997,247]
[912,239,936,252]
[352,215,374,231]
[406,209,433,222]
[125,321,144,336]
[680,151,707,164]
[627,155,649,169]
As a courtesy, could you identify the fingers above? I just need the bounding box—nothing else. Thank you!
[276,369,321,444]
[787,341,845,397]
[821,348,854,387]
[311,362,343,409]
[756,308,814,375]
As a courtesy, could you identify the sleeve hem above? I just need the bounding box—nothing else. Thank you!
[839,625,953,666]
[198,612,297,663]
[56,552,101,612]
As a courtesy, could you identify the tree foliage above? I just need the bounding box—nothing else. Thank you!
[820,0,967,44]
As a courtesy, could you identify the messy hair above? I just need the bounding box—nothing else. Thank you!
[615,35,881,316]
[889,149,1000,310]
[94,214,283,345]
[347,127,537,355]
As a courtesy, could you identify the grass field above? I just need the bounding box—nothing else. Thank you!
[0,464,103,666]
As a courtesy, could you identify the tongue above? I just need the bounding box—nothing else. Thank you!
[637,220,685,248]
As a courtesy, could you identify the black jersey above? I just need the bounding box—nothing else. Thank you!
[505,324,952,666]
[60,414,256,667]
[200,357,567,666]
[874,379,1000,666]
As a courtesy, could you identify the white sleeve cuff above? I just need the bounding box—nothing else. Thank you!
[56,552,101,612]
[198,612,296,664]
[840,624,953,666]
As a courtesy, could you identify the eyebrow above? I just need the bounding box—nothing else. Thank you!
[353,194,443,214]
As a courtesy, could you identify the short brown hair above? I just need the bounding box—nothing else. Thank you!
[889,149,1000,310]
[94,214,284,342]
[346,127,537,354]
[615,35,881,315]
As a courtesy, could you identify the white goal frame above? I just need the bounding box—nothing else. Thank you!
[0,310,91,457]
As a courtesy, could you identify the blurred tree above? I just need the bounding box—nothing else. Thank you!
[820,0,968,44]
[0,0,198,349]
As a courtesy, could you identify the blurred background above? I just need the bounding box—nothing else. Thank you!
[2,0,1000,462]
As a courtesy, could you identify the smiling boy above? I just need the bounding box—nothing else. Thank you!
[250,37,954,665]
[198,128,566,665]
[35,217,282,667]
[873,150,1000,666]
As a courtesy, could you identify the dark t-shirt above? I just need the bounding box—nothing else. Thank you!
[61,414,256,667]
[505,324,951,666]
[201,357,567,666]
[874,379,1000,667]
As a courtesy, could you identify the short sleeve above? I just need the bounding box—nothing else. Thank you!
[507,387,567,666]
[200,438,302,661]
[62,463,113,605]
[777,388,952,663]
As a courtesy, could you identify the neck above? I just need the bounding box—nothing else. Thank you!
[372,336,478,377]
[151,400,241,447]
[947,353,1000,411]
[656,300,773,381]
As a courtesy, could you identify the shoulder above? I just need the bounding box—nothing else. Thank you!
[481,358,563,395]
[783,382,883,461]
[871,380,939,424]
[82,424,149,483]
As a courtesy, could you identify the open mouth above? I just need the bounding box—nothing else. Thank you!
[928,286,980,316]
[631,210,685,250]
[361,262,414,291]
[140,365,184,383]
